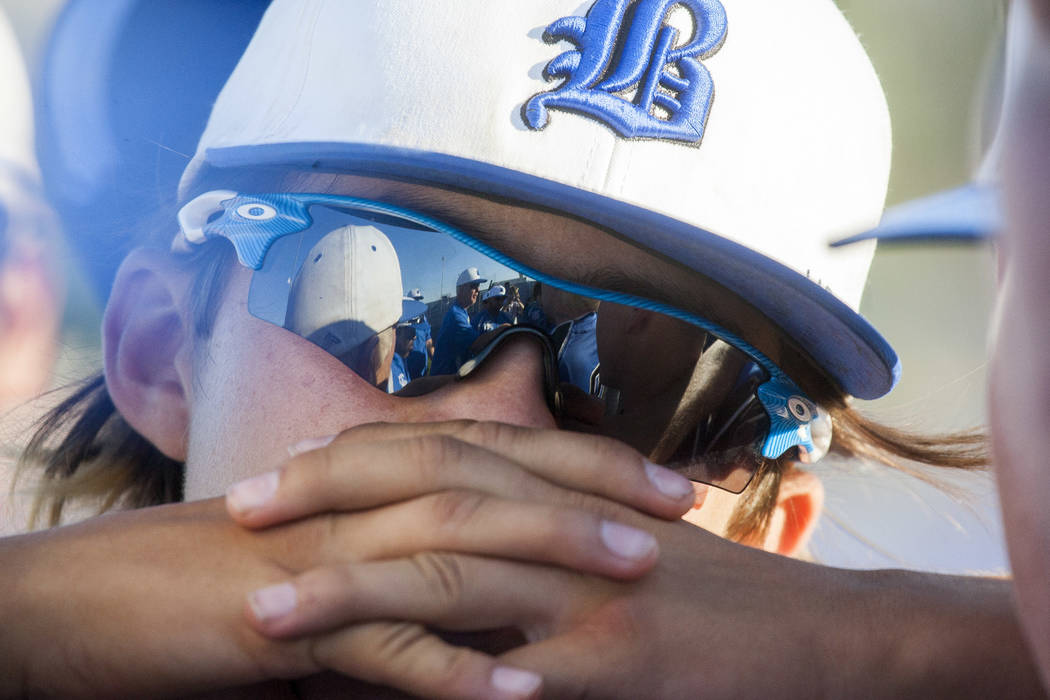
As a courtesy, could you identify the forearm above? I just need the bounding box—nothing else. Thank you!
[0,531,39,698]
[821,568,1046,699]
[0,504,283,699]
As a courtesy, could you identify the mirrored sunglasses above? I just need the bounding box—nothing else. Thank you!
[176,191,831,492]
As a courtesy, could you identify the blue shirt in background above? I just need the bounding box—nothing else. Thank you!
[556,311,600,394]
[390,352,410,392]
[431,305,478,375]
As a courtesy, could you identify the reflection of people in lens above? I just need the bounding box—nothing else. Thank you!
[431,266,486,374]
[283,225,404,389]
[472,284,512,334]
[522,281,549,330]
[544,286,600,394]
[404,287,432,379]
[389,322,418,392]
[504,285,525,324]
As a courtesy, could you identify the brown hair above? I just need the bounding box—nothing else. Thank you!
[647,337,987,542]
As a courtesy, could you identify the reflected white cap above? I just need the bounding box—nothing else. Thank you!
[482,284,508,301]
[456,267,487,287]
[285,225,403,356]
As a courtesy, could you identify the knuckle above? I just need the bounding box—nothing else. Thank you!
[298,563,357,606]
[427,490,488,530]
[409,434,465,472]
[408,552,468,607]
[285,442,338,489]
[440,418,480,434]
[371,621,432,668]
[461,420,524,450]
[561,486,634,522]
[310,511,359,563]
[589,434,642,472]
[431,644,483,694]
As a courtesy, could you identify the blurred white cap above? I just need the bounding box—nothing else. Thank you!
[0,8,36,182]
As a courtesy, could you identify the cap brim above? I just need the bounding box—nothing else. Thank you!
[831,183,1000,246]
[400,298,428,323]
[190,143,900,400]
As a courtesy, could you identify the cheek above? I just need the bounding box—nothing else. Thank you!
[681,486,740,538]
[183,280,401,499]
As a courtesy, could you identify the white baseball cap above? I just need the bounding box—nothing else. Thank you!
[284,224,404,356]
[0,9,36,182]
[482,284,508,302]
[407,287,424,300]
[182,0,896,399]
[456,267,487,288]
[398,296,428,326]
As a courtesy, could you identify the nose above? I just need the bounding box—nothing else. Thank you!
[405,333,557,429]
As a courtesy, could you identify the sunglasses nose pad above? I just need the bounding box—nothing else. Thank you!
[456,325,563,417]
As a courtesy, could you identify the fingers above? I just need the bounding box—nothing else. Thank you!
[246,554,614,698]
[309,621,542,700]
[302,488,658,579]
[246,553,562,638]
[357,422,700,518]
[228,422,698,528]
[498,631,628,700]
[230,434,602,526]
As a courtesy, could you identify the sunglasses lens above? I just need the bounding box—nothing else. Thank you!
[233,202,821,490]
[653,360,771,493]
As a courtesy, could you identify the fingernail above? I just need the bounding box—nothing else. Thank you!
[227,470,280,515]
[249,582,297,622]
[644,460,694,500]
[600,520,657,560]
[491,666,542,698]
[287,434,336,457]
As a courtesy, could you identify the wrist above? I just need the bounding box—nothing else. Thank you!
[823,568,1044,699]
[0,530,51,698]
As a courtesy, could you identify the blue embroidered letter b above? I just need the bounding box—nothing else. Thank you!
[524,0,727,144]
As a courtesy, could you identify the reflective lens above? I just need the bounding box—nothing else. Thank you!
[177,192,831,492]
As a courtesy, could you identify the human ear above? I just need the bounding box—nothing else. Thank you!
[762,468,825,557]
[103,248,193,460]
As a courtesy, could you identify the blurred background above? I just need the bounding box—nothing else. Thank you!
[0,0,1010,572]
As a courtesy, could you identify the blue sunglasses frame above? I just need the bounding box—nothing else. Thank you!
[177,190,829,463]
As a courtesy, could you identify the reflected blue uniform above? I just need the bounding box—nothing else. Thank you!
[390,352,410,392]
[407,317,431,379]
[523,300,549,331]
[472,309,513,335]
[556,311,600,394]
[431,305,478,375]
